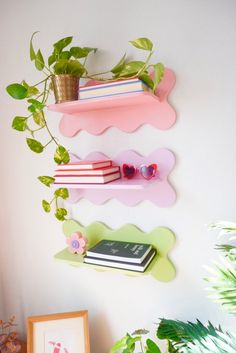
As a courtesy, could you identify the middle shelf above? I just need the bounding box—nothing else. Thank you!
[54,148,176,207]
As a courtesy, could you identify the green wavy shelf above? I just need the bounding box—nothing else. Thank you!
[54,219,176,282]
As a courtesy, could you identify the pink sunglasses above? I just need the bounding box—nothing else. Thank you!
[122,163,158,180]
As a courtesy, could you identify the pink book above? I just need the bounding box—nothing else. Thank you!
[55,166,120,176]
[57,160,112,170]
[54,171,121,184]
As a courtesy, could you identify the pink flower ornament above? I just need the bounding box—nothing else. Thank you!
[66,232,88,254]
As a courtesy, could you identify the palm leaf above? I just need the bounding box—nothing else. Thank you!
[205,261,236,314]
[208,221,236,237]
[215,244,236,263]
[157,319,236,353]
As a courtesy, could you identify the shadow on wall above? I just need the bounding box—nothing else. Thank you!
[90,313,113,353]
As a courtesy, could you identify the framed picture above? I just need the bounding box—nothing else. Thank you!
[27,311,90,353]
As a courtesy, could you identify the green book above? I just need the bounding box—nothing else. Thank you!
[85,239,153,264]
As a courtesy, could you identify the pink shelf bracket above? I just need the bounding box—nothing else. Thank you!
[48,68,176,136]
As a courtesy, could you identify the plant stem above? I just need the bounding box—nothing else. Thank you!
[55,197,59,209]
[43,138,54,148]
[34,77,50,87]
[40,107,59,147]
[139,341,144,353]
[50,197,56,205]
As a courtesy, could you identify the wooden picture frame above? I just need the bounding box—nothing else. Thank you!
[27,311,90,353]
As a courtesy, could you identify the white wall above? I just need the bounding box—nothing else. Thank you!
[1,0,236,351]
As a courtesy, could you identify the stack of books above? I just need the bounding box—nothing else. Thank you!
[79,78,150,100]
[54,160,121,184]
[84,239,156,272]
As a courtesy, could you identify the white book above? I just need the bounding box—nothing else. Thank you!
[84,248,156,273]
[79,79,150,99]
[54,172,121,184]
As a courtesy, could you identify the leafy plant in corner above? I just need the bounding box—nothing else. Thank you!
[110,329,161,353]
[110,221,236,353]
[6,33,97,221]
[155,220,236,353]
[206,221,236,315]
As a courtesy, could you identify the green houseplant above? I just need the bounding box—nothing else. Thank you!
[6,34,165,222]
[110,221,236,353]
[6,33,98,220]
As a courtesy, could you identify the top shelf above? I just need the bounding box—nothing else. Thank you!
[49,91,160,114]
[48,68,176,136]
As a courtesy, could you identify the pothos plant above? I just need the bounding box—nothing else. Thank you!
[6,35,165,222]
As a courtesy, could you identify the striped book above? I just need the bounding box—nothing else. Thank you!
[79,78,150,100]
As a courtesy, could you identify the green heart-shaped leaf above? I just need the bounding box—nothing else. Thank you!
[6,84,28,99]
[48,54,56,66]
[54,145,70,164]
[118,61,145,77]
[59,51,72,60]
[22,81,39,97]
[42,200,51,213]
[152,63,164,91]
[35,49,45,71]
[26,138,44,153]
[111,54,126,74]
[12,116,28,131]
[38,176,55,187]
[53,36,73,53]
[129,37,153,51]
[146,339,161,353]
[55,208,67,221]
[33,111,45,127]
[29,31,38,61]
[54,188,69,199]
[138,73,154,89]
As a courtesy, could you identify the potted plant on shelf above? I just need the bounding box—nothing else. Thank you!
[6,34,165,222]
[6,33,98,220]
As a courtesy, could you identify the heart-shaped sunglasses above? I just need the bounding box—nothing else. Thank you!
[122,163,158,180]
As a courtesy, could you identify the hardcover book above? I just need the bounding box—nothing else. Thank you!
[54,166,120,176]
[57,160,112,170]
[79,78,150,100]
[85,239,153,263]
[54,171,121,184]
[84,248,156,272]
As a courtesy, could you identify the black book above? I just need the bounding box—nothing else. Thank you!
[84,248,156,273]
[86,239,153,264]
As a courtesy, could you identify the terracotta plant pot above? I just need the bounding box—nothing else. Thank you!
[51,75,80,103]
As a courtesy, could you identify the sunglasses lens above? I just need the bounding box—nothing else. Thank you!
[123,164,137,179]
[140,164,157,180]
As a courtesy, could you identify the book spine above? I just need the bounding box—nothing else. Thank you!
[79,90,148,100]
[80,78,143,91]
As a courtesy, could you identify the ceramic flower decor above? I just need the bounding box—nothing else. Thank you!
[66,232,88,254]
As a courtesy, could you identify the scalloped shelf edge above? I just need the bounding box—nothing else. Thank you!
[54,149,176,207]
[54,220,176,282]
[48,68,176,136]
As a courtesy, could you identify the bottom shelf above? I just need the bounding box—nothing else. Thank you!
[54,220,176,282]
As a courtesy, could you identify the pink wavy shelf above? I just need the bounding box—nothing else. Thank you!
[54,149,176,207]
[48,68,176,136]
